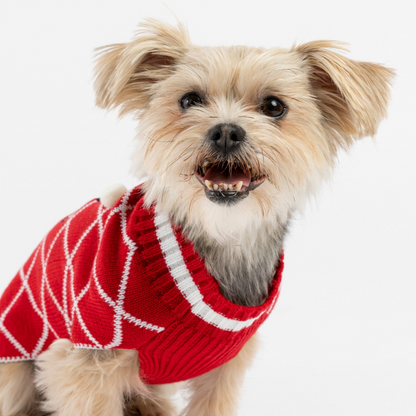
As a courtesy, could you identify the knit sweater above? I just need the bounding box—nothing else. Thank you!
[0,186,283,384]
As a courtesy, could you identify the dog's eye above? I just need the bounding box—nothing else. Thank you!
[260,96,287,118]
[180,92,203,109]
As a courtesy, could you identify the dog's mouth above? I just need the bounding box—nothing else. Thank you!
[195,161,266,205]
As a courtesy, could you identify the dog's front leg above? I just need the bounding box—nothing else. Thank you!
[35,339,147,416]
[182,333,259,416]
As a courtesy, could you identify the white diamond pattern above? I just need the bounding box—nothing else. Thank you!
[0,191,164,362]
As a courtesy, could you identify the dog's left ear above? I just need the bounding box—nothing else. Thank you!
[94,19,190,117]
[295,41,395,144]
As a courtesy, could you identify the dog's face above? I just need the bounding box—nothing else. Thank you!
[94,20,393,240]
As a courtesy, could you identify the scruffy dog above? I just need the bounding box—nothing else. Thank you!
[0,19,393,416]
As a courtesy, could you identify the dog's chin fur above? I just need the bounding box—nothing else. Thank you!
[0,18,395,416]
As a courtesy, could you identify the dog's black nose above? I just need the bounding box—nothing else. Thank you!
[208,124,246,152]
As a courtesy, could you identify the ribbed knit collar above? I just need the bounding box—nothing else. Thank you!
[129,186,284,331]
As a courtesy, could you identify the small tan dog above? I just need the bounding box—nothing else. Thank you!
[0,19,393,416]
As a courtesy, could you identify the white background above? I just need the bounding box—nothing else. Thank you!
[0,1,415,415]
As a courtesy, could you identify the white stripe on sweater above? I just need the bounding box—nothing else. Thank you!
[154,212,268,332]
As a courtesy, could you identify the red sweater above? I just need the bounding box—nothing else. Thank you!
[0,186,283,384]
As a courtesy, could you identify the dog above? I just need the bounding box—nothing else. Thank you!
[0,19,394,416]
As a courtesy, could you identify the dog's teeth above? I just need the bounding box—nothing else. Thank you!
[207,181,243,192]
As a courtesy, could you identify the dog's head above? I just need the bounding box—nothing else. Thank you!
[94,19,393,240]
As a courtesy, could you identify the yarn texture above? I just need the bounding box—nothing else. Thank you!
[0,186,283,384]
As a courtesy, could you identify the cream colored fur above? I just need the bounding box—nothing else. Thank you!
[100,183,128,209]
[34,339,149,416]
[94,20,393,249]
[0,18,394,416]
[0,361,37,416]
[125,384,180,416]
[182,333,259,416]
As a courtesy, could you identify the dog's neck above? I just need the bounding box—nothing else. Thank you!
[181,215,289,307]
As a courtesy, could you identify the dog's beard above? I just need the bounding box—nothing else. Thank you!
[133,129,321,245]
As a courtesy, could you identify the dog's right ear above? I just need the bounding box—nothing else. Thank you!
[94,19,190,117]
[294,41,395,145]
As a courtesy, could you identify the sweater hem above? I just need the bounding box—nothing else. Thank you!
[0,356,34,363]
